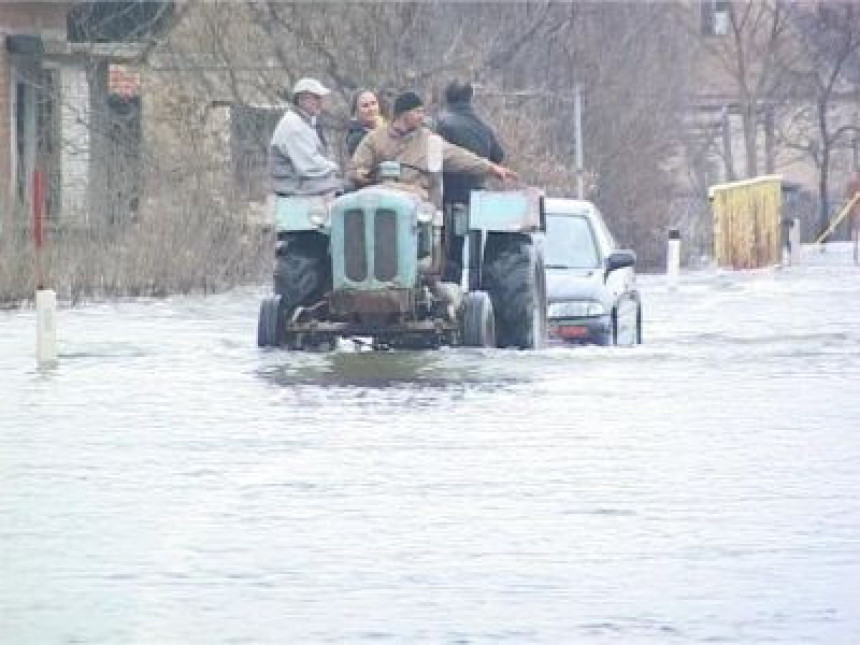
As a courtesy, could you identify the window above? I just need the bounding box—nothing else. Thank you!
[544,214,601,270]
[68,1,175,43]
[14,67,60,220]
[701,0,730,36]
[230,104,282,201]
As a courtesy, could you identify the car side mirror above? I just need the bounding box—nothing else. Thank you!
[605,249,636,280]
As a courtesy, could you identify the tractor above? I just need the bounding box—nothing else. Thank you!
[256,137,547,350]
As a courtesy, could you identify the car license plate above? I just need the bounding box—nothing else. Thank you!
[554,324,590,339]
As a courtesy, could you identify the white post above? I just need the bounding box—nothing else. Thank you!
[36,289,58,367]
[574,83,584,199]
[854,225,859,266]
[667,228,681,289]
[789,217,801,266]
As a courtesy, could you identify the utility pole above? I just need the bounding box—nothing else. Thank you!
[764,105,775,174]
[479,84,586,196]
[574,83,584,199]
[853,134,859,172]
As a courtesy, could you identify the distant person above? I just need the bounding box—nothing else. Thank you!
[348,90,516,203]
[436,80,505,283]
[345,89,385,157]
[269,77,342,196]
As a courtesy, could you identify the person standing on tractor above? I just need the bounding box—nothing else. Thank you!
[348,90,515,203]
[269,77,343,197]
[436,80,505,284]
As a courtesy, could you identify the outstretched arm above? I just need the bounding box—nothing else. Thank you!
[443,140,516,182]
[488,161,516,182]
[348,136,376,186]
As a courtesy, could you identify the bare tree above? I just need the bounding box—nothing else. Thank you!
[777,2,860,235]
[510,2,694,257]
[21,0,860,302]
[678,1,797,179]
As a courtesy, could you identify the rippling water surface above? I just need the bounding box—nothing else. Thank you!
[2,251,859,644]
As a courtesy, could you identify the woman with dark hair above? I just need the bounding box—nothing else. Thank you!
[346,88,385,156]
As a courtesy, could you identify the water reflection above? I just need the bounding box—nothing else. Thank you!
[256,345,534,389]
[2,266,860,644]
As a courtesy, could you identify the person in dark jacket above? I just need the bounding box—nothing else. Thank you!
[349,90,515,202]
[436,80,505,283]
[345,89,385,157]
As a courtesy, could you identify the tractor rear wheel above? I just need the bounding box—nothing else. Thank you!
[274,233,330,316]
[482,235,547,349]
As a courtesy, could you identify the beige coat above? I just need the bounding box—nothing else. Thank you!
[349,125,494,201]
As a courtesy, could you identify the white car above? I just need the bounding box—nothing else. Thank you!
[543,198,642,346]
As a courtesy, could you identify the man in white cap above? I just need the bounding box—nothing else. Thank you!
[269,77,342,196]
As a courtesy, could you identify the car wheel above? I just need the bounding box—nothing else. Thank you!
[594,311,616,347]
[611,308,618,345]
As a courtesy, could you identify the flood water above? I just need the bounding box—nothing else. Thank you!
[2,246,859,644]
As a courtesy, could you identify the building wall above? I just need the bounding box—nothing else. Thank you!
[0,2,71,225]
[2,2,172,231]
[0,3,71,31]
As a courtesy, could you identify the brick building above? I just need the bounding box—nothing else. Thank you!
[1,1,173,233]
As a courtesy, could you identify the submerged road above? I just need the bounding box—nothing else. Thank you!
[1,247,859,643]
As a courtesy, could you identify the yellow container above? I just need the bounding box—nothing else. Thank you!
[709,175,782,269]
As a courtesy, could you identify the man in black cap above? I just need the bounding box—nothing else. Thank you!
[436,80,505,283]
[349,90,515,203]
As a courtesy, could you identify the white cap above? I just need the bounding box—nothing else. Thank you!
[292,77,330,98]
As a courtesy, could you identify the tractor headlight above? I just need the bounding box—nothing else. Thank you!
[308,204,328,228]
[417,203,435,224]
[547,301,605,318]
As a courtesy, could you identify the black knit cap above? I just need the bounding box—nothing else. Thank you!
[393,91,423,117]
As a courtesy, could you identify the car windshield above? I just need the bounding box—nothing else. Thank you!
[544,214,600,269]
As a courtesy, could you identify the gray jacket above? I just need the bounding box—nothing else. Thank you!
[269,107,342,195]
